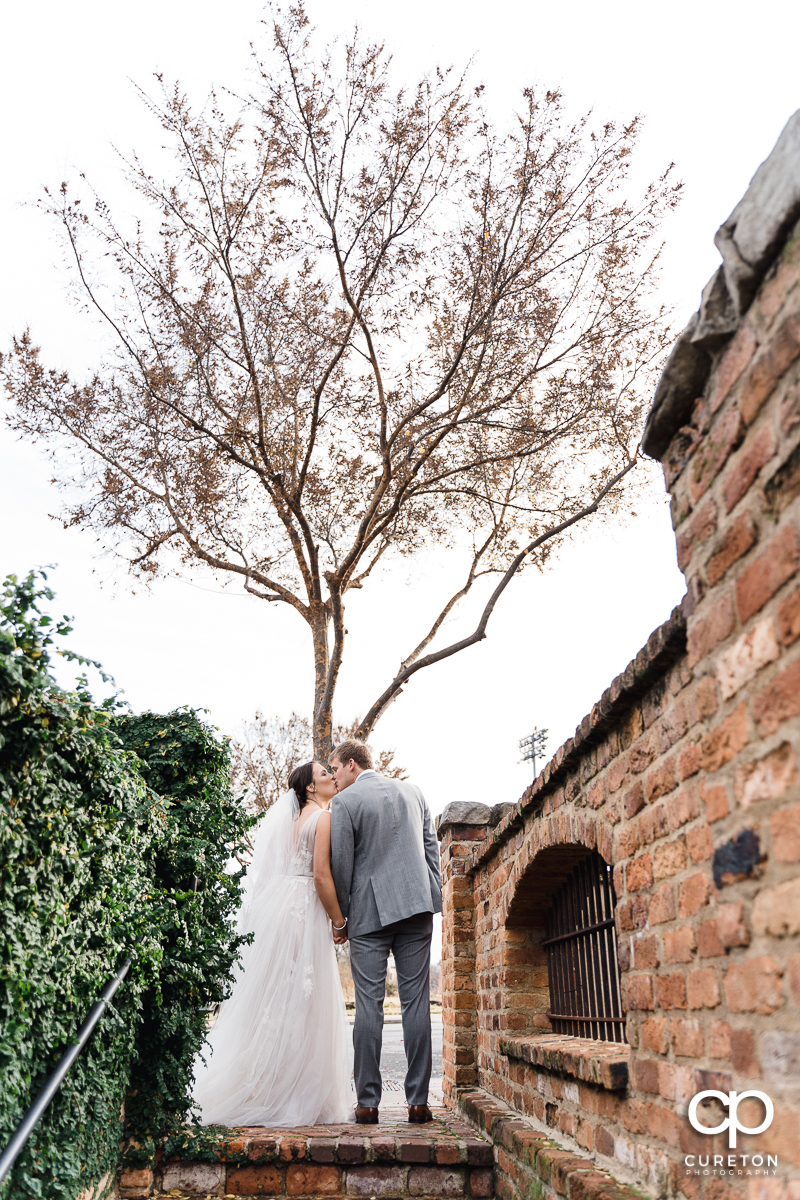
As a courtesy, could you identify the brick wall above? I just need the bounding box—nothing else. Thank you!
[439,113,800,1200]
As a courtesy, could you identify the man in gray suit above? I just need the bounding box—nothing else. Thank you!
[329,739,442,1125]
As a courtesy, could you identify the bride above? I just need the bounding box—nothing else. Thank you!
[192,762,352,1126]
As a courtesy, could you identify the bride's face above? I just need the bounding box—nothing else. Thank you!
[309,762,336,806]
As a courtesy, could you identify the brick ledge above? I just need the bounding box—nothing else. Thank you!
[498,1035,630,1092]
[457,1088,645,1200]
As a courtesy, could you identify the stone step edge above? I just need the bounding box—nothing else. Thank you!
[455,1089,647,1200]
[119,1158,495,1200]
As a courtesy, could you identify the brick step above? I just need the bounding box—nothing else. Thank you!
[119,1107,494,1199]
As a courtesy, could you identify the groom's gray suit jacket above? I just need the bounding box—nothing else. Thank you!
[330,770,442,937]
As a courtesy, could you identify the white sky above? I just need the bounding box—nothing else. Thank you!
[1,0,798,834]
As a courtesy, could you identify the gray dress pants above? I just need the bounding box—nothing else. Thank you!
[348,912,433,1108]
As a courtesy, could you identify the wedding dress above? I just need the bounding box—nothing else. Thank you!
[192,792,352,1126]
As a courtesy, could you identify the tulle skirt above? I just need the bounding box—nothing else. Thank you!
[192,873,352,1126]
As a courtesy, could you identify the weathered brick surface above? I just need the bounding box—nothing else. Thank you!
[128,1116,491,1199]
[437,214,800,1200]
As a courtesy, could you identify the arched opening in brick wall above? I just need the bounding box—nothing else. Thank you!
[504,843,625,1043]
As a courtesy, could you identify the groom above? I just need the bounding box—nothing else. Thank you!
[329,739,442,1125]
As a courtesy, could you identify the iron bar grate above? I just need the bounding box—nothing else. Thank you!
[543,853,626,1043]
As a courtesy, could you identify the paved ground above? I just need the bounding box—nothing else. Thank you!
[350,1014,443,1104]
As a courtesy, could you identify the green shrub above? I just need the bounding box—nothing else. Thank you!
[0,573,255,1199]
[116,709,254,1164]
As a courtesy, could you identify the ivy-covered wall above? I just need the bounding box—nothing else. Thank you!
[0,573,256,1200]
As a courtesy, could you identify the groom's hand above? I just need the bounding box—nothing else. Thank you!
[332,931,349,945]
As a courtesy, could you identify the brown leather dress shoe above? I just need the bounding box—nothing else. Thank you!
[355,1106,379,1124]
[408,1104,434,1123]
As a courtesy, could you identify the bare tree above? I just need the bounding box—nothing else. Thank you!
[2,7,679,755]
[232,711,405,811]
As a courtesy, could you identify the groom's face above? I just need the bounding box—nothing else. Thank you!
[329,755,356,792]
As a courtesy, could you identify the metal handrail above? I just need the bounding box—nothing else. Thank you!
[0,957,132,1187]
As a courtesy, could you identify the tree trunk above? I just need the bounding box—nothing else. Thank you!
[310,605,334,760]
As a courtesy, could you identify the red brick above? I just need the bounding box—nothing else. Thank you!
[740,313,800,425]
[688,592,736,667]
[619,1098,648,1134]
[698,703,749,772]
[717,615,780,700]
[723,425,776,513]
[646,1100,681,1148]
[436,1146,460,1166]
[705,512,758,585]
[623,781,644,819]
[778,584,800,645]
[641,1016,669,1054]
[407,1166,465,1196]
[644,758,677,803]
[772,802,800,862]
[616,824,639,862]
[653,840,686,881]
[736,523,800,623]
[629,738,655,775]
[119,1170,153,1192]
[626,853,652,892]
[736,742,797,807]
[701,779,729,823]
[754,657,800,735]
[677,502,717,570]
[687,823,714,863]
[594,1125,615,1157]
[708,1019,731,1059]
[678,872,713,917]
[678,742,701,780]
[469,1169,493,1198]
[687,967,720,1009]
[724,955,784,1014]
[639,804,669,845]
[228,1164,285,1195]
[697,919,725,958]
[587,779,605,809]
[716,900,750,948]
[667,786,701,830]
[670,1017,704,1057]
[607,757,628,793]
[346,1166,408,1197]
[633,934,658,969]
[618,895,648,931]
[690,407,744,502]
[710,324,757,412]
[656,972,687,1010]
[626,974,654,1010]
[634,1057,660,1093]
[694,674,720,721]
[663,925,696,964]
[731,1028,760,1076]
[649,882,676,925]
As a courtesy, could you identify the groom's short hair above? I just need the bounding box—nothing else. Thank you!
[332,739,373,771]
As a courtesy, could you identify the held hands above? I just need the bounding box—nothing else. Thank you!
[332,915,348,945]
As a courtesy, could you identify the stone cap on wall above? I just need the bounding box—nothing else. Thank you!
[642,109,800,459]
[436,801,513,838]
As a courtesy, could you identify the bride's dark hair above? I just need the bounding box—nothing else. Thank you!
[287,761,316,810]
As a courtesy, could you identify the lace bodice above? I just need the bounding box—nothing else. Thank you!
[286,807,323,877]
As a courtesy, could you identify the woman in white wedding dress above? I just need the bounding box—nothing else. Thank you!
[192,762,352,1126]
